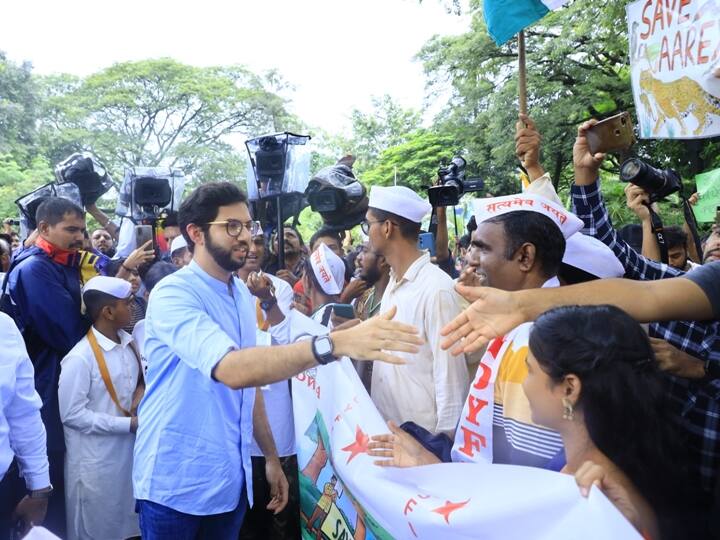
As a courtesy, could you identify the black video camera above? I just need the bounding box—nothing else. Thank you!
[428,156,484,207]
[255,136,287,196]
[619,158,681,203]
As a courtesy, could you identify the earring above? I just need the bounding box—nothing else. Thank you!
[562,397,574,421]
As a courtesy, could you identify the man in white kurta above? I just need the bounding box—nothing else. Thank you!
[365,186,470,435]
[58,277,142,540]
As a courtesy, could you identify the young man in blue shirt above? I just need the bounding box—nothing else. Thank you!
[133,182,422,539]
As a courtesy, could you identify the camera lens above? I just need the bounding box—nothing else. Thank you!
[620,159,643,182]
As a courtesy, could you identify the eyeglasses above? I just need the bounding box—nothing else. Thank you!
[360,219,397,235]
[205,220,262,238]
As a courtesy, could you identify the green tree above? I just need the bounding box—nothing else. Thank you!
[418,0,720,222]
[38,59,296,181]
[0,52,40,165]
[348,95,423,174]
[362,130,460,192]
[0,155,53,220]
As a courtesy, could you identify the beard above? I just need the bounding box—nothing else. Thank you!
[359,265,381,286]
[206,232,247,272]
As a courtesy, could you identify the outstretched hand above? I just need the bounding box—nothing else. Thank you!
[331,306,424,365]
[440,285,526,355]
[368,421,442,468]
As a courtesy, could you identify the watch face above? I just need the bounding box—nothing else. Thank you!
[315,336,333,356]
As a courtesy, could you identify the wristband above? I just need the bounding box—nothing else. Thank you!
[29,485,53,499]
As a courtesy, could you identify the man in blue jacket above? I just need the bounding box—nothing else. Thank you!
[1,197,90,537]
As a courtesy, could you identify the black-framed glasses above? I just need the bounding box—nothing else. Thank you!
[360,219,397,235]
[206,219,262,238]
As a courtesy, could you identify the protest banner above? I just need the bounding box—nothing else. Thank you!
[695,167,720,222]
[292,358,641,539]
[627,0,720,139]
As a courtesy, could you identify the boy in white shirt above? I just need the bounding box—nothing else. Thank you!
[58,276,144,540]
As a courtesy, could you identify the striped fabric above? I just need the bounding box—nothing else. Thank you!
[483,0,570,45]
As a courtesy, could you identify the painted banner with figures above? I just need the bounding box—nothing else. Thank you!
[292,358,641,540]
[627,0,720,139]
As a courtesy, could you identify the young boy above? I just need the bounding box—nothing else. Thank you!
[58,276,144,540]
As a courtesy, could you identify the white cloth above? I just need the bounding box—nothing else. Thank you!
[59,327,141,540]
[563,233,625,278]
[0,313,49,489]
[473,193,583,239]
[309,243,345,295]
[523,173,563,204]
[371,252,470,434]
[131,319,147,373]
[251,274,295,458]
[368,185,432,224]
[170,235,187,255]
[83,275,131,298]
[115,217,136,259]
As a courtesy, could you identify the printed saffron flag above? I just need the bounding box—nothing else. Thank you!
[483,0,570,45]
[293,359,641,539]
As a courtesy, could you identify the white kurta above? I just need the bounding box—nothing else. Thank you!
[371,252,470,434]
[58,327,141,540]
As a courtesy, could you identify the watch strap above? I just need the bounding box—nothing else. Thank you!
[312,335,337,365]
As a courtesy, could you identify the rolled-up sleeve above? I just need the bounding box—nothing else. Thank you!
[2,316,50,490]
[59,353,132,434]
[147,281,239,379]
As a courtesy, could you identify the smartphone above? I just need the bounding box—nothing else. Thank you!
[331,303,356,319]
[134,225,154,252]
[586,112,636,155]
[418,232,436,257]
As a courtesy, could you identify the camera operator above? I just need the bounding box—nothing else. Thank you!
[626,184,701,271]
[571,119,720,506]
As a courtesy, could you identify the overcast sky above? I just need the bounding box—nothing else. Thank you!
[1,0,469,136]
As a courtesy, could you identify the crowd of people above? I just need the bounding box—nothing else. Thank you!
[0,114,718,540]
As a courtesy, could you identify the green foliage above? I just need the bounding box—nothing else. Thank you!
[37,58,295,182]
[0,52,40,166]
[348,95,423,175]
[0,155,53,220]
[415,0,720,226]
[362,130,460,192]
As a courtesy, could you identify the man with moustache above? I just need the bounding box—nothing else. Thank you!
[1,197,92,536]
[90,228,115,257]
[134,182,423,538]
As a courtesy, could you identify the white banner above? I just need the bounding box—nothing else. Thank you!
[627,0,720,139]
[292,359,641,539]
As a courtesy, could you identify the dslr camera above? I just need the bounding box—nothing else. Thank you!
[428,156,484,207]
[619,158,681,203]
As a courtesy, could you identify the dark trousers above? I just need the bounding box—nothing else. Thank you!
[239,455,300,540]
[0,462,24,540]
[44,451,65,538]
[138,492,247,540]
[0,454,64,540]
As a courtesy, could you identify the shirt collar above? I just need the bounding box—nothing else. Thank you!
[91,326,133,352]
[390,251,430,285]
[187,259,235,296]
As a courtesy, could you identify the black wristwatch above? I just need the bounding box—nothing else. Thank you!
[260,296,277,311]
[311,335,338,365]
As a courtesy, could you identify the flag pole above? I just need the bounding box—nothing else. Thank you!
[518,30,528,116]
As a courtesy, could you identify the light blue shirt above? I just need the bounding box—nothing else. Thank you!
[132,260,256,515]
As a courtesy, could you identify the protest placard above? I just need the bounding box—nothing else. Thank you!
[627,0,720,139]
[695,168,720,222]
[293,359,641,539]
